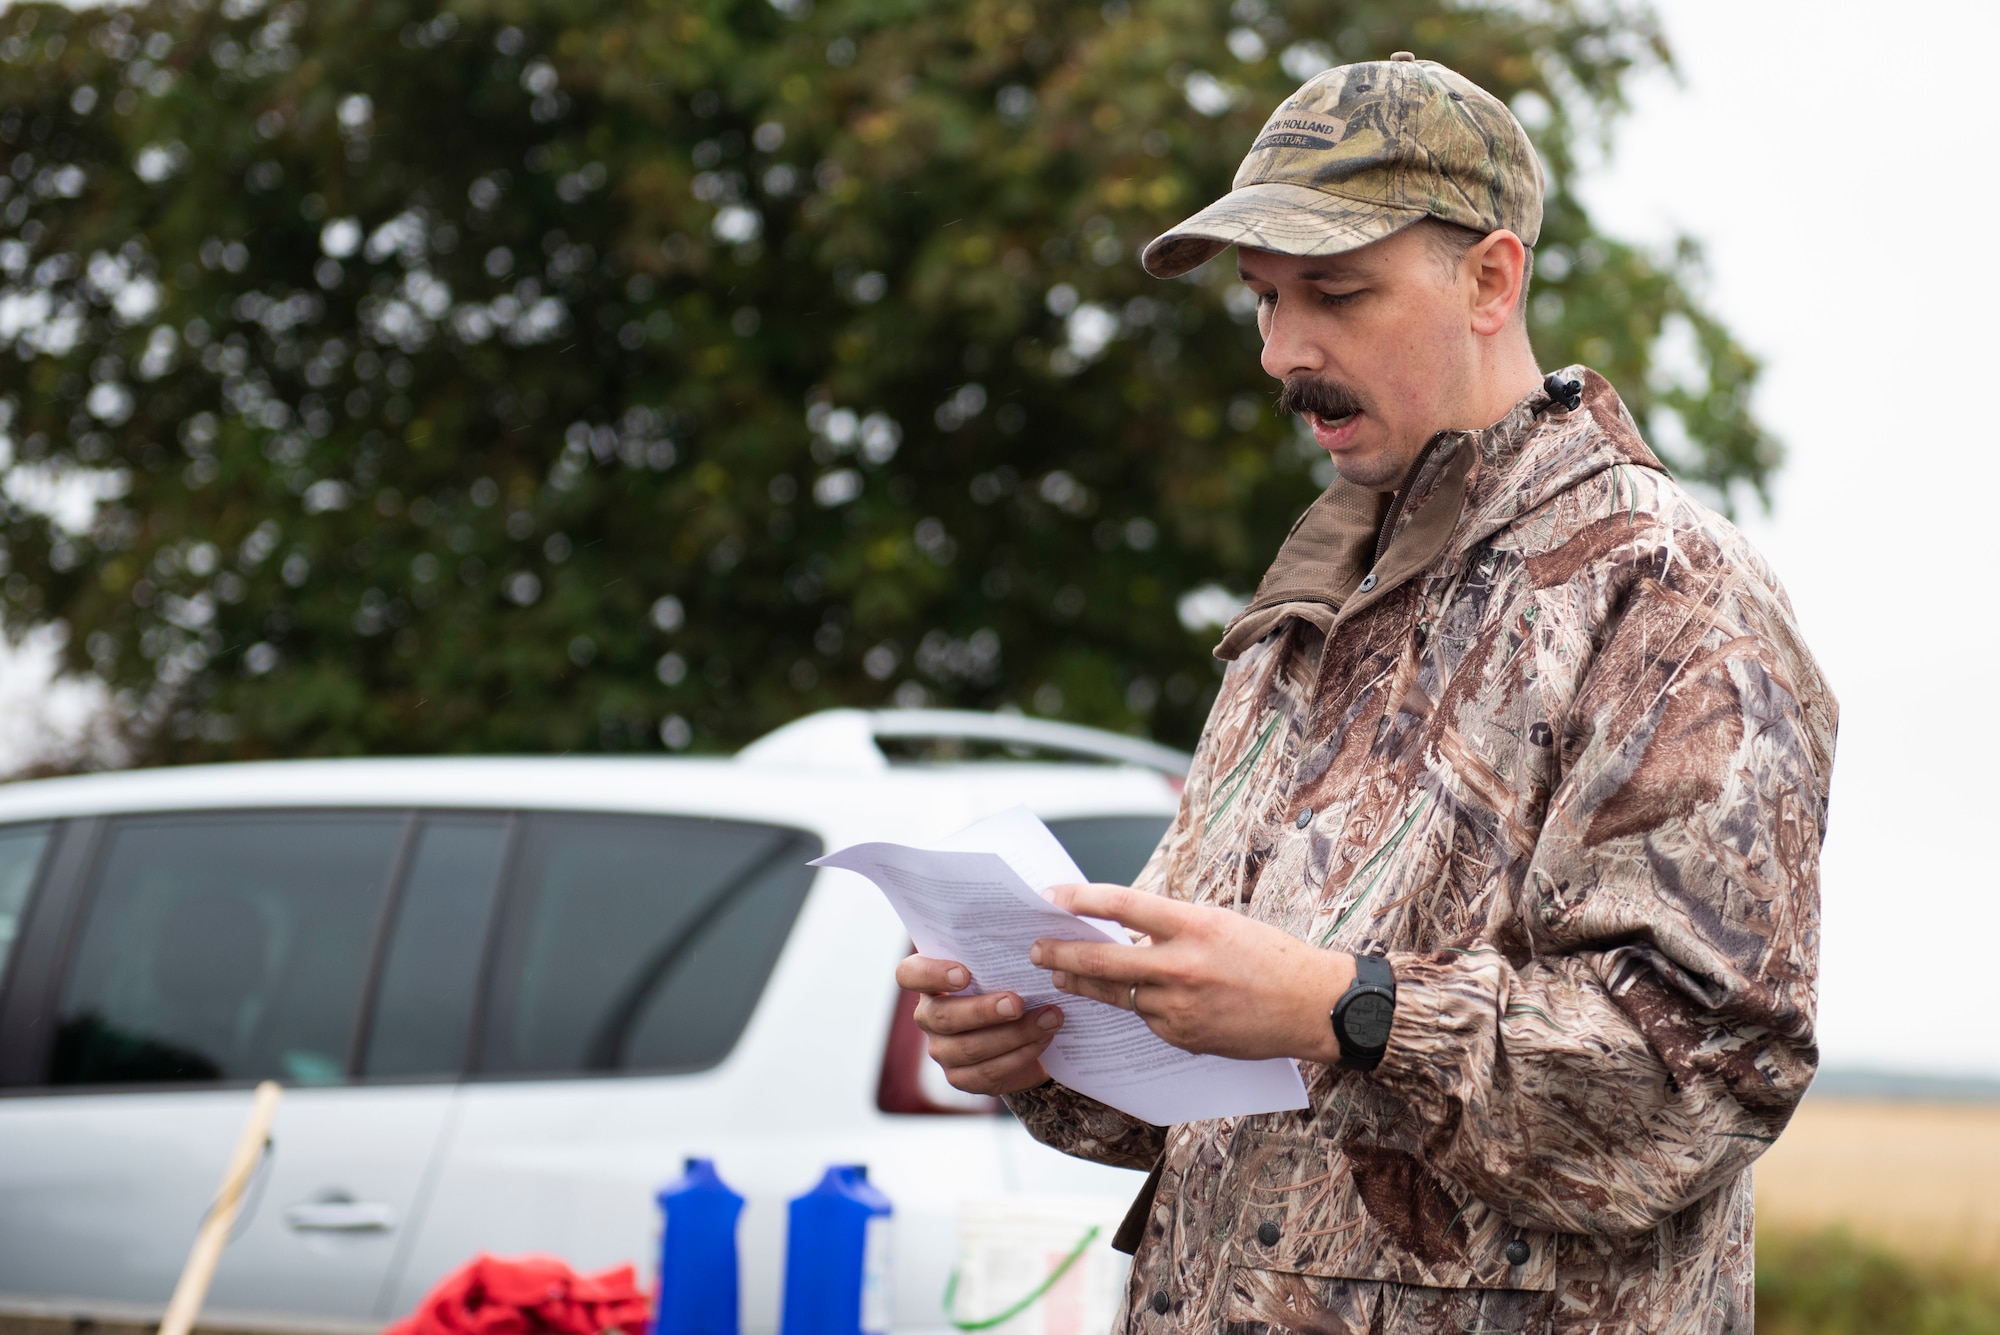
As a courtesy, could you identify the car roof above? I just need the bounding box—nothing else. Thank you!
[0,709,1186,843]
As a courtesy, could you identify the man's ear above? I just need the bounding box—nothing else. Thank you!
[1466,229,1528,336]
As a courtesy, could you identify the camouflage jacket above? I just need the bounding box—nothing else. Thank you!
[1006,370,1835,1335]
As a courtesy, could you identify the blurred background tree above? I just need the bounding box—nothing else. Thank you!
[0,0,1773,761]
[1756,1230,2000,1335]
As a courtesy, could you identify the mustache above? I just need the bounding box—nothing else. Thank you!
[1276,376,1367,422]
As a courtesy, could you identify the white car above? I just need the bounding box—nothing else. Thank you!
[0,710,1178,1333]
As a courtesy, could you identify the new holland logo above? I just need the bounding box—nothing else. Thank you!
[1254,131,1338,151]
[1253,115,1345,153]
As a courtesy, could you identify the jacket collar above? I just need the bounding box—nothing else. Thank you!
[1214,367,1663,660]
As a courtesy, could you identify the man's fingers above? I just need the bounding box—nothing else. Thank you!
[1047,882,1193,938]
[1030,934,1150,983]
[926,1007,1064,1069]
[943,1046,1052,1098]
[914,989,1032,1036]
[1048,969,1134,1011]
[895,954,972,994]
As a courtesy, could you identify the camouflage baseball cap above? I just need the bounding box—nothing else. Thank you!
[1141,53,1543,279]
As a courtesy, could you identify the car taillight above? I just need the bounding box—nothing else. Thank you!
[877,966,1000,1116]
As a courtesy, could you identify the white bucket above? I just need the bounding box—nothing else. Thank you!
[945,1195,1132,1335]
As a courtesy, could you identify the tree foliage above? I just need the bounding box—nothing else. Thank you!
[1757,1229,2000,1335]
[0,0,1774,761]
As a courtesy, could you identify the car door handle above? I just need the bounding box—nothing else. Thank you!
[283,1200,397,1233]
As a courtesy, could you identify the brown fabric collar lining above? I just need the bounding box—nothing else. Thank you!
[1213,441,1469,660]
[1213,367,1655,662]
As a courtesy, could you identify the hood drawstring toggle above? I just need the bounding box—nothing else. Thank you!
[1539,373,1583,413]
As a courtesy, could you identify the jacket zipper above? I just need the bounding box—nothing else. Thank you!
[1229,431,1457,631]
[1370,432,1452,570]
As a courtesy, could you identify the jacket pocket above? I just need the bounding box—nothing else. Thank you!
[1220,1129,1558,1292]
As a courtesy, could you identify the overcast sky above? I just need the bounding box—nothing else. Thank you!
[4,0,1996,1076]
[1581,0,2000,1076]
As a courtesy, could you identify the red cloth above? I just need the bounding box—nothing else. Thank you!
[385,1254,652,1335]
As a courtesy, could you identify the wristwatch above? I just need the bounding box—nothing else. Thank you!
[1330,954,1397,1071]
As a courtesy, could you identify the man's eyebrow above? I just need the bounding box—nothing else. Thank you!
[1237,263,1362,282]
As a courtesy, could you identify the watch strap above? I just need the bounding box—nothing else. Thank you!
[1353,953,1395,993]
[1331,953,1397,1071]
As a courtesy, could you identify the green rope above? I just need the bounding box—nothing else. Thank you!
[941,1225,1101,1331]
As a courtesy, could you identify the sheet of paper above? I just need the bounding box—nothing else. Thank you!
[813,806,1309,1126]
[936,805,1126,940]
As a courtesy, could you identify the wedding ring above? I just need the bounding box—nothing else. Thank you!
[1129,983,1141,1013]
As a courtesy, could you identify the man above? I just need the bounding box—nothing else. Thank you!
[897,52,1834,1335]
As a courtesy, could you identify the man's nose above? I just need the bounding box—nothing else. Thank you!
[1259,299,1325,382]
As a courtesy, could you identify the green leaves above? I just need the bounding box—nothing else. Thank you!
[0,0,1773,764]
[1758,1229,2000,1335]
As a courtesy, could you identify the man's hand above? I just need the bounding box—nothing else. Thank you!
[1030,884,1356,1065]
[894,955,1065,1097]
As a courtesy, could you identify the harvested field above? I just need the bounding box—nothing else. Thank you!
[1755,1097,2000,1263]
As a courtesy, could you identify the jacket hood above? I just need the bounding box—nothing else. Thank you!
[1215,366,1662,660]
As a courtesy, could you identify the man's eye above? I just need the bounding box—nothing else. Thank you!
[1320,289,1360,307]
[1255,290,1277,306]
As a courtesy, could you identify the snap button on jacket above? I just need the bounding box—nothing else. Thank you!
[1007,369,1835,1335]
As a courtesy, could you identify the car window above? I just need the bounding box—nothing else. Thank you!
[0,823,52,995]
[50,812,406,1087]
[481,813,819,1078]
[1046,814,1173,885]
[362,816,510,1080]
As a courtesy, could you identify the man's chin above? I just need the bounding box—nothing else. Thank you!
[1329,451,1408,492]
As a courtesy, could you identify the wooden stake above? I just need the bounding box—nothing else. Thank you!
[157,1080,284,1335]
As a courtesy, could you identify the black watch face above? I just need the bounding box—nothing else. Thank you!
[1343,991,1395,1050]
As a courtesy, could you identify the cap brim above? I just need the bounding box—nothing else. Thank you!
[1141,181,1428,279]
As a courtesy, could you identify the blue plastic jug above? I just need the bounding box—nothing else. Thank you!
[780,1165,894,1335]
[654,1157,745,1335]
